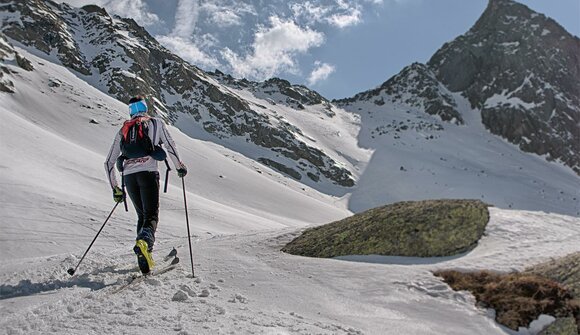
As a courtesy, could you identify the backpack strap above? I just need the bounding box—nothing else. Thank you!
[121,116,151,141]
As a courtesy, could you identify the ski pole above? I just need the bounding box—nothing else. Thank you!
[181,177,195,278]
[67,202,120,276]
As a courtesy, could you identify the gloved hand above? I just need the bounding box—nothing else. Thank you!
[113,186,124,203]
[177,163,188,178]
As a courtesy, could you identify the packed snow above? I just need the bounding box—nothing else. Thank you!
[1,39,579,335]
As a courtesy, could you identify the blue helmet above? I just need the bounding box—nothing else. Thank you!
[128,97,147,116]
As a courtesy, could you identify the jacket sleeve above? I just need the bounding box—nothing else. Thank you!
[104,131,122,189]
[158,121,184,169]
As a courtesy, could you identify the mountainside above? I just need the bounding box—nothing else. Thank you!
[1,0,579,216]
[429,0,580,175]
[338,0,580,176]
[0,0,357,190]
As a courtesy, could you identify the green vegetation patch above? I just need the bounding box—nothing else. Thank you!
[282,199,490,258]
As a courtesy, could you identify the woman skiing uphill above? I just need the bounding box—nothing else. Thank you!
[105,96,187,274]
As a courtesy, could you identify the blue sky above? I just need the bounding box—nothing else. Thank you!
[63,0,579,99]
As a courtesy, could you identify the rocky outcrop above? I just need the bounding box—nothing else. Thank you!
[0,0,355,187]
[282,199,490,258]
[526,252,580,299]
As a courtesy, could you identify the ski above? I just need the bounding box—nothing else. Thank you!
[109,248,180,294]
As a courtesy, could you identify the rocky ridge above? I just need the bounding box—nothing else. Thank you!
[0,0,355,187]
[337,0,580,175]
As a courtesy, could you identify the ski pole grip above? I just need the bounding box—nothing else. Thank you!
[122,174,128,212]
[164,159,171,193]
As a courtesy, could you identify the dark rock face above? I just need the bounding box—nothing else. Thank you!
[1,0,355,187]
[0,34,15,92]
[428,0,580,173]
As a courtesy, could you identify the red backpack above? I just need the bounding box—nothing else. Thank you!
[120,116,154,158]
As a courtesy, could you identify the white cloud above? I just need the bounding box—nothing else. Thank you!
[62,0,160,26]
[156,35,219,69]
[291,1,362,29]
[222,16,324,80]
[328,8,362,28]
[308,61,335,85]
[200,3,256,28]
[291,2,330,25]
[172,0,200,37]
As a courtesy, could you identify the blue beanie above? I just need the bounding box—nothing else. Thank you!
[128,97,147,116]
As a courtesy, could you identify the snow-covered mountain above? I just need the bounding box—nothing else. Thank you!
[2,0,580,334]
[335,0,580,213]
[340,0,580,175]
[2,0,579,217]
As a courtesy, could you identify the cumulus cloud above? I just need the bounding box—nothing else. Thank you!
[200,2,256,28]
[308,61,335,85]
[290,2,330,25]
[62,0,160,26]
[291,0,363,29]
[222,16,324,80]
[328,8,362,28]
[156,35,219,69]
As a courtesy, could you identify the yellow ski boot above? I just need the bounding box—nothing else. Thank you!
[134,239,155,274]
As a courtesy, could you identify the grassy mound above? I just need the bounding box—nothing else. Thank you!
[282,199,490,258]
[435,270,580,332]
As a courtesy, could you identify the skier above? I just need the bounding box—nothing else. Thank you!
[105,96,187,274]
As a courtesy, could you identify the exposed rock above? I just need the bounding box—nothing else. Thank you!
[258,158,302,181]
[15,53,33,71]
[172,290,189,302]
[526,252,580,299]
[282,199,490,258]
[539,317,578,335]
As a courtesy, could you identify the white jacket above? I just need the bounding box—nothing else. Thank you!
[105,116,183,189]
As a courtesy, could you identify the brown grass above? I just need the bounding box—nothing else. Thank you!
[434,270,580,331]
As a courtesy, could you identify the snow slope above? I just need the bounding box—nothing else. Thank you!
[341,91,580,215]
[0,47,350,261]
[1,27,580,335]
[1,208,579,335]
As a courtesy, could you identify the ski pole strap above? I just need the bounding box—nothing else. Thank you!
[164,159,171,193]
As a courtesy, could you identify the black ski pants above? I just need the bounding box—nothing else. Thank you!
[124,171,159,248]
